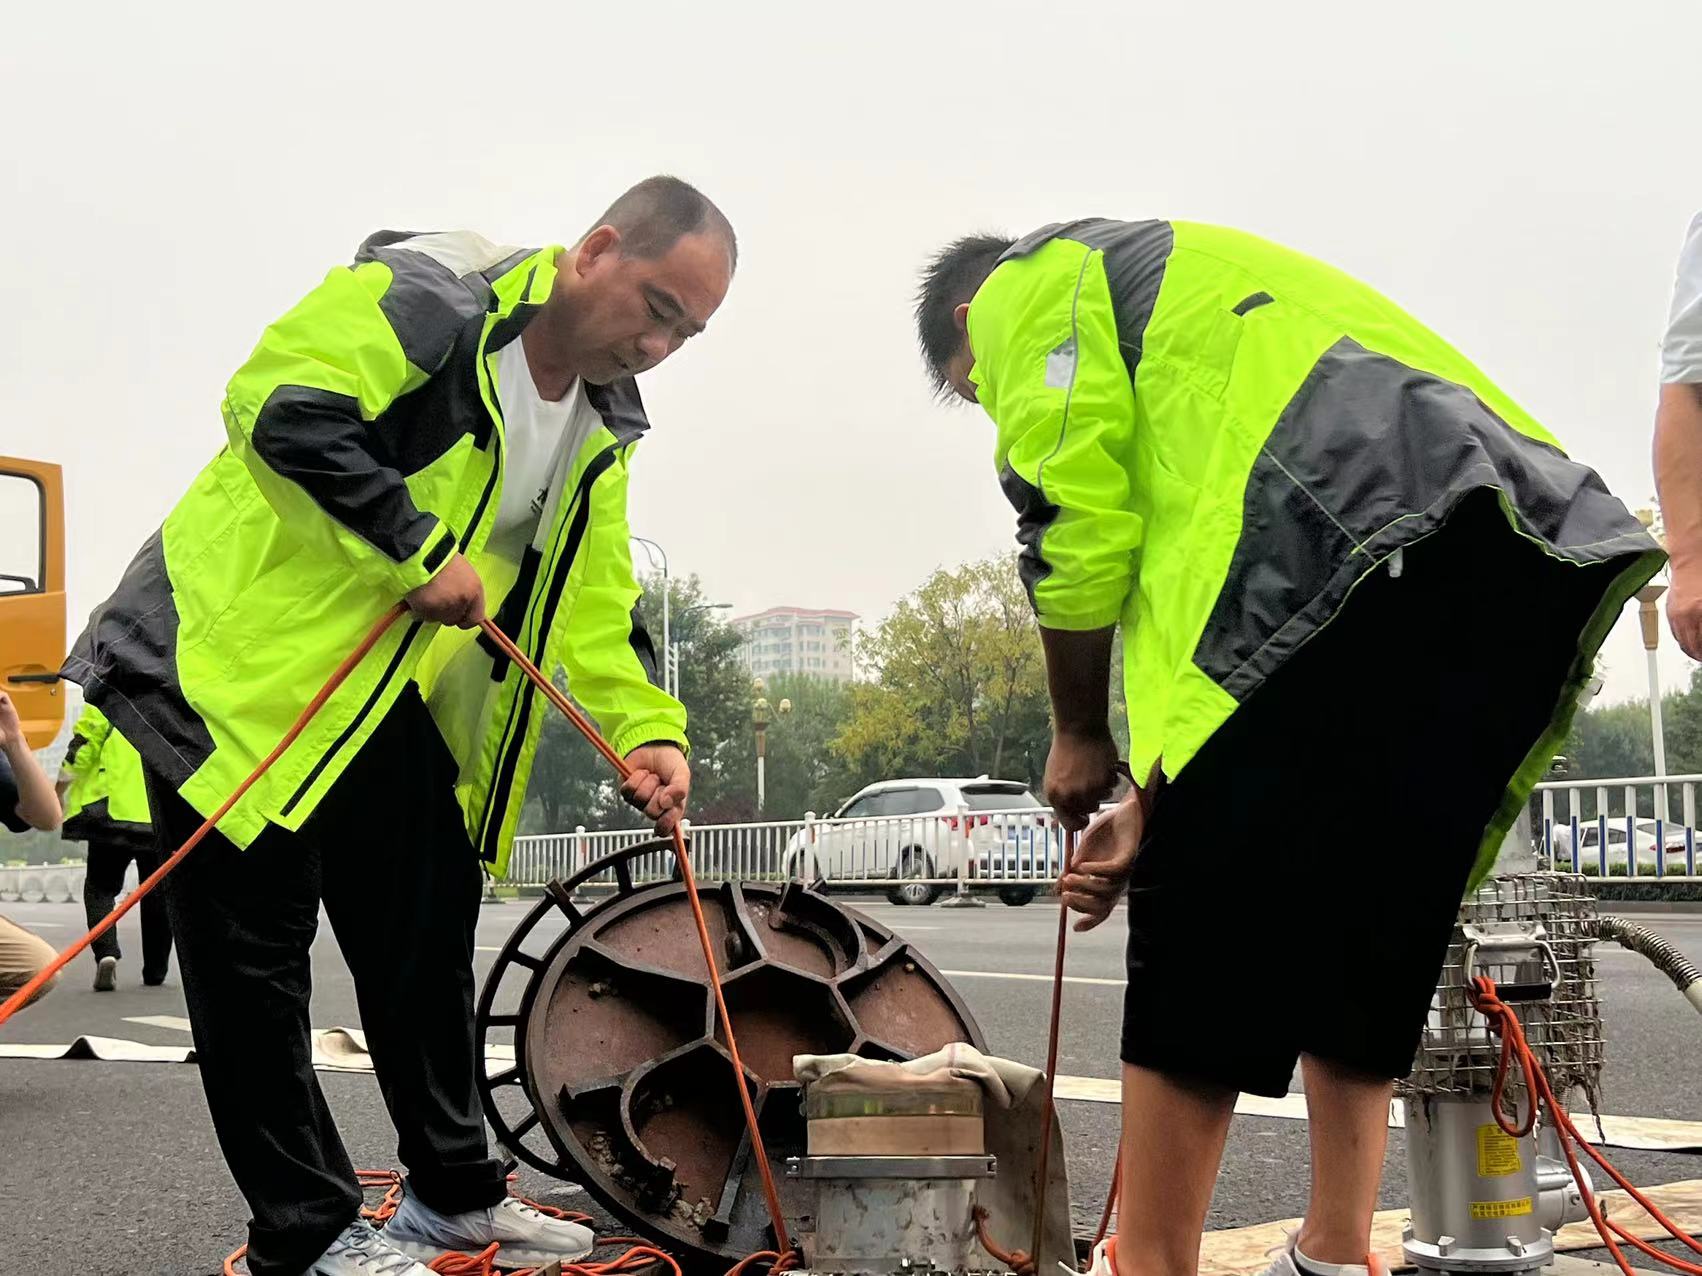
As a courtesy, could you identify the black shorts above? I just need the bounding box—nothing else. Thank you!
[1120,491,1620,1096]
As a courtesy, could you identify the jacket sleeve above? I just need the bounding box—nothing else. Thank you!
[221,255,469,597]
[970,241,1143,631]
[558,443,689,757]
[60,704,108,785]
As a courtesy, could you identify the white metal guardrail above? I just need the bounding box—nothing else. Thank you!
[0,863,86,903]
[508,804,1066,895]
[10,776,1699,904]
[1538,773,1702,880]
[510,775,1702,896]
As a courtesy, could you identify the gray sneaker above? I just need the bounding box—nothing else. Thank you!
[384,1191,594,1268]
[1256,1239,1382,1276]
[309,1221,433,1275]
[1255,1249,1305,1276]
[93,956,118,992]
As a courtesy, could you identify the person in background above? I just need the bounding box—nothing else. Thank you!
[1655,212,1702,658]
[58,702,171,991]
[0,690,65,1010]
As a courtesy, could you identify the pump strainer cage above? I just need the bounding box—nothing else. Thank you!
[1399,873,1603,1108]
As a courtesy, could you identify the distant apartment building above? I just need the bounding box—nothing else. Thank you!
[732,606,858,682]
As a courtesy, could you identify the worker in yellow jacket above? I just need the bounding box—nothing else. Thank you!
[59,703,169,990]
[917,218,1660,1276]
[64,177,734,1276]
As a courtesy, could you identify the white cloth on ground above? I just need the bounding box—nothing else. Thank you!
[794,1041,1043,1109]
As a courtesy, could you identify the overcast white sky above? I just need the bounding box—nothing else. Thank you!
[2,0,1697,707]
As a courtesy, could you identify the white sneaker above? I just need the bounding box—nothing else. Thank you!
[1256,1238,1383,1276]
[1255,1248,1304,1276]
[309,1221,434,1275]
[1087,1236,1118,1276]
[93,955,118,992]
[384,1191,593,1268]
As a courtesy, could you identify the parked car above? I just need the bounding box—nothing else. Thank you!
[968,821,1066,907]
[1548,817,1697,870]
[783,777,1051,905]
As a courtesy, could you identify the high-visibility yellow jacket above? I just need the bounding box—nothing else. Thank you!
[969,219,1663,882]
[60,703,151,845]
[67,231,685,875]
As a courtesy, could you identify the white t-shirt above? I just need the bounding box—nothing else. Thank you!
[490,336,578,561]
[427,336,602,767]
[1662,212,1702,384]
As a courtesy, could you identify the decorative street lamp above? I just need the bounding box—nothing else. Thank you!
[1634,508,1671,799]
[751,679,792,814]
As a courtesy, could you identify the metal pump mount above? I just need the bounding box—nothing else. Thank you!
[1399,873,1602,1274]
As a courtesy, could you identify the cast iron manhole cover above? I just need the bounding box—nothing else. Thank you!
[476,842,985,1266]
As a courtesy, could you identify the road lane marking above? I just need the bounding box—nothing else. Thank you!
[122,1015,192,1033]
[1054,1077,1311,1119]
[6,1037,1701,1153]
[941,969,1125,987]
[1198,1179,1702,1275]
[1054,1075,1702,1151]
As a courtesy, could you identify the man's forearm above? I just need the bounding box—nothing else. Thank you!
[1039,625,1117,737]
[1656,383,1702,571]
[5,740,62,831]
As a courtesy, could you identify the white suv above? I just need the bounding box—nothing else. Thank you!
[783,777,1050,906]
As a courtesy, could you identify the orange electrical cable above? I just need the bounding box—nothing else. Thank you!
[477,618,793,1258]
[1027,825,1076,1268]
[1093,1156,1121,1250]
[3,601,791,1274]
[972,1204,1036,1276]
[1469,975,1702,1276]
[0,603,408,1029]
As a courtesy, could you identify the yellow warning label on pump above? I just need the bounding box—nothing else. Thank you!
[1476,1124,1523,1177]
[1471,1197,1534,1219]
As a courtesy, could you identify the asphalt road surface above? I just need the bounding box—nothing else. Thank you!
[2,894,1698,1276]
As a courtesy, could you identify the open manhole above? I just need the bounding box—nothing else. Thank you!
[476,842,985,1266]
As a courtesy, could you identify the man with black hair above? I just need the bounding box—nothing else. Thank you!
[66,175,736,1276]
[917,219,1660,1276]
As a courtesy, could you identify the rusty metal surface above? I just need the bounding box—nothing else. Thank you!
[476,843,986,1266]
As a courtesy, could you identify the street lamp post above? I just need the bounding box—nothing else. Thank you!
[751,680,791,815]
[1633,508,1671,821]
[631,537,670,696]
[1639,582,1670,779]
[753,691,769,814]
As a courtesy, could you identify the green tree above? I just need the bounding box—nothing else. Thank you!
[1559,699,1655,782]
[520,572,753,833]
[1658,667,1702,776]
[667,582,760,822]
[1,825,75,866]
[716,672,855,819]
[523,671,620,834]
[831,554,1053,790]
[1550,666,1702,822]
